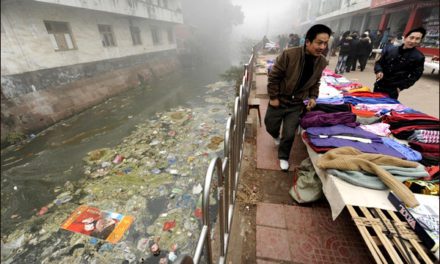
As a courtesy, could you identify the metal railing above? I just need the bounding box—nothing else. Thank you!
[175,42,260,264]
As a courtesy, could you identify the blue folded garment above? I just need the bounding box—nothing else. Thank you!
[343,96,400,105]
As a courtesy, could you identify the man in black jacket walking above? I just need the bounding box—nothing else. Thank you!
[357,33,373,71]
[374,27,426,99]
[346,32,360,72]
[334,31,351,74]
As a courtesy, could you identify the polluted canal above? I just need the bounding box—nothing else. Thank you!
[1,65,235,263]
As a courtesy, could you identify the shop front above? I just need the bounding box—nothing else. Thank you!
[372,0,439,56]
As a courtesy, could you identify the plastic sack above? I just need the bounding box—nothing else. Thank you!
[289,157,323,203]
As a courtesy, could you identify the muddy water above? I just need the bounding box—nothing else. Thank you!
[1,64,231,263]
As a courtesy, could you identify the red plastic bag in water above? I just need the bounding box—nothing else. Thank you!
[162,220,176,231]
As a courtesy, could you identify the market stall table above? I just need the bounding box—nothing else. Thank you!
[301,130,439,263]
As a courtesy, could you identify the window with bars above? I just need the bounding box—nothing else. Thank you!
[130,26,142,45]
[167,28,174,43]
[44,21,76,51]
[151,27,160,45]
[98,24,116,47]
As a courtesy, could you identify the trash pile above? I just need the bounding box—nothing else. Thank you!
[1,81,235,263]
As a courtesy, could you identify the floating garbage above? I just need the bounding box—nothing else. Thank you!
[194,208,202,219]
[1,80,234,263]
[101,161,111,168]
[168,251,177,262]
[54,191,73,205]
[150,243,160,256]
[163,220,176,231]
[60,205,135,244]
[112,154,125,164]
[37,206,49,216]
[167,155,177,165]
[137,238,149,252]
[151,168,161,174]
[192,184,203,195]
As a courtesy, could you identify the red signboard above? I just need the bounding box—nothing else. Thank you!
[371,0,404,8]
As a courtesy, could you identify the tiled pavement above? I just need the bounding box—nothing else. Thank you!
[256,203,374,263]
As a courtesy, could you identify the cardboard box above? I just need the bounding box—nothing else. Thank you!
[388,192,439,258]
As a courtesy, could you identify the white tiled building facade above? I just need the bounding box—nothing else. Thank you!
[1,0,183,76]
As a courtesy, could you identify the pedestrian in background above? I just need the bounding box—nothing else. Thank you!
[325,32,334,61]
[346,32,359,72]
[334,31,351,74]
[380,27,390,48]
[278,34,288,51]
[374,27,426,99]
[357,33,373,71]
[373,30,382,49]
[287,33,300,48]
[331,32,340,56]
[265,24,331,171]
[299,34,306,46]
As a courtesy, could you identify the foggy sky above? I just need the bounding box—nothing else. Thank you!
[231,0,304,40]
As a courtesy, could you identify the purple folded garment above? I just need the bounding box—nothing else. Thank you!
[306,125,407,159]
[307,124,377,139]
[300,111,358,129]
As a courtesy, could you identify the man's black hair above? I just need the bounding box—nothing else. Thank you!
[405,27,426,38]
[305,24,332,43]
[342,31,351,38]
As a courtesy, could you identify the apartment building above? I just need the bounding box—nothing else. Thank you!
[1,0,183,141]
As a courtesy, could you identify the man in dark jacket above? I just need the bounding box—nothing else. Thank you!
[265,24,331,171]
[374,27,426,99]
[346,32,360,72]
[334,31,351,74]
[357,33,373,71]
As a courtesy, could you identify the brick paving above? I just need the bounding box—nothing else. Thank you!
[256,203,374,263]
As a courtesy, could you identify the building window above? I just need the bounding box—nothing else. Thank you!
[167,28,174,43]
[151,27,160,45]
[44,21,76,51]
[98,24,116,47]
[127,0,137,9]
[130,26,142,45]
[159,0,168,8]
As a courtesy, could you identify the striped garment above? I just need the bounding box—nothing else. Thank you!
[408,130,440,144]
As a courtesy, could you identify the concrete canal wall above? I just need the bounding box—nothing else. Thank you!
[1,50,180,144]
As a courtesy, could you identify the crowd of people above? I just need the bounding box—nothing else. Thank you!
[272,27,414,75]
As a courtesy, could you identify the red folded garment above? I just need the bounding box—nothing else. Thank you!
[350,104,376,117]
[408,141,440,154]
[382,111,440,123]
[344,91,389,98]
